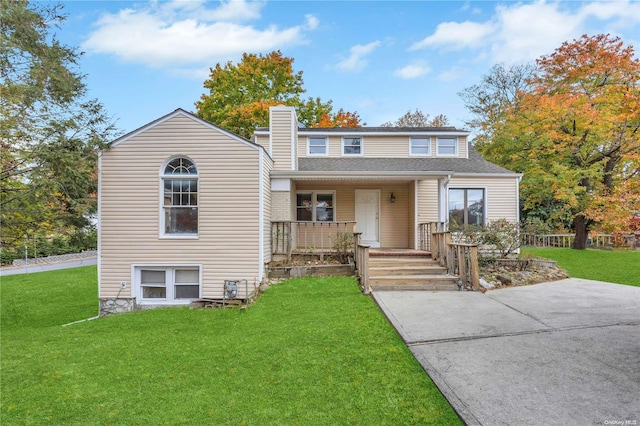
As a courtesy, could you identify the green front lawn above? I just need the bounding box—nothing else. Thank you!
[1,267,460,425]
[521,247,640,287]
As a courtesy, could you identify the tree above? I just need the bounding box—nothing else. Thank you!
[462,34,640,249]
[196,51,362,138]
[1,1,117,257]
[313,108,363,128]
[459,63,536,150]
[381,109,450,127]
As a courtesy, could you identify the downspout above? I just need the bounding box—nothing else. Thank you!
[440,175,452,222]
[258,150,265,283]
[97,152,102,305]
[516,175,522,224]
[414,179,418,250]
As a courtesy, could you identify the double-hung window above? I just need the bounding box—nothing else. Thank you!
[410,137,431,156]
[448,188,485,226]
[308,137,328,156]
[437,137,458,156]
[342,137,362,156]
[296,192,335,222]
[138,267,201,303]
[162,157,198,235]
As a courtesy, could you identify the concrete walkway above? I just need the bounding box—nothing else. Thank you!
[373,279,640,426]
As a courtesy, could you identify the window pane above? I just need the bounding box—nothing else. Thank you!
[141,270,166,284]
[165,207,198,233]
[467,189,484,225]
[309,138,327,155]
[316,193,334,221]
[343,138,361,154]
[165,158,197,175]
[143,286,166,298]
[296,193,312,220]
[297,207,312,221]
[175,285,199,299]
[175,269,199,284]
[411,138,430,155]
[316,207,333,221]
[438,138,456,155]
[449,189,465,226]
[165,179,197,207]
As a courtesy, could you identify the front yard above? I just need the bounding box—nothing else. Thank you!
[1,267,460,425]
[520,247,640,287]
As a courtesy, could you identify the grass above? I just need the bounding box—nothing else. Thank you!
[521,247,640,287]
[1,267,461,425]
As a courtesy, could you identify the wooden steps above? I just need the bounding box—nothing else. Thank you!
[368,250,460,291]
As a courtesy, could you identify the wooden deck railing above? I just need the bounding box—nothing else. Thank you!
[431,231,480,291]
[271,221,357,260]
[521,233,638,249]
[418,222,448,251]
[355,240,370,294]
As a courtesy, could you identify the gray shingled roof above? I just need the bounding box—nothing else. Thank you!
[255,126,465,133]
[297,144,515,174]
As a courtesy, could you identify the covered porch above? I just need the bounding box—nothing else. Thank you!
[270,174,450,259]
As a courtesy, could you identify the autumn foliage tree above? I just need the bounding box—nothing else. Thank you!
[313,108,363,128]
[381,109,450,127]
[462,34,640,249]
[196,51,362,138]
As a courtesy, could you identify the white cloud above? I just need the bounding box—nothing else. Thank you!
[410,21,494,51]
[409,0,640,64]
[336,41,381,72]
[394,62,430,79]
[438,66,466,82]
[82,0,317,68]
[305,14,319,30]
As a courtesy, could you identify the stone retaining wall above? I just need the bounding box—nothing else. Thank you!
[99,297,136,315]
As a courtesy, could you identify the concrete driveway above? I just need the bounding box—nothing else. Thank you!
[373,279,640,426]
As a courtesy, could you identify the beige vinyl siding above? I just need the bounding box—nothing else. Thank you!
[100,114,264,300]
[457,136,467,158]
[448,176,519,223]
[271,191,291,221]
[254,134,268,151]
[409,180,416,249]
[296,182,411,248]
[297,135,469,159]
[417,179,440,223]
[270,108,294,170]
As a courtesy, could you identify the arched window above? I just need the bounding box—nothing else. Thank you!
[162,157,198,235]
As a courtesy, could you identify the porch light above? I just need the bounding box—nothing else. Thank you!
[389,192,396,203]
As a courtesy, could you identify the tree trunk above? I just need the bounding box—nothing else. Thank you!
[573,215,589,249]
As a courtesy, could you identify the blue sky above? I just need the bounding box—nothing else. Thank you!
[58,0,640,135]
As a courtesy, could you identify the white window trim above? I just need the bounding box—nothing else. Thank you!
[132,264,202,305]
[436,137,458,157]
[341,136,363,156]
[409,136,431,156]
[447,186,488,226]
[307,136,328,156]
[295,190,336,222]
[159,156,199,239]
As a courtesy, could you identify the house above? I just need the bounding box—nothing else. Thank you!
[98,106,520,314]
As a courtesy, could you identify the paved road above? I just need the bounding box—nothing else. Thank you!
[0,257,97,276]
[373,279,640,426]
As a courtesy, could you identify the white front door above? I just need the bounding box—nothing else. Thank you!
[355,190,380,248]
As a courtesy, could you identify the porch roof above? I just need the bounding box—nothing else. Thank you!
[295,146,516,175]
